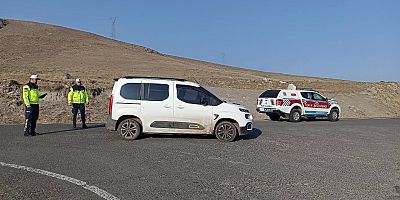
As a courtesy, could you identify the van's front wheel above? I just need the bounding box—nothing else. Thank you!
[118,118,141,140]
[215,121,238,142]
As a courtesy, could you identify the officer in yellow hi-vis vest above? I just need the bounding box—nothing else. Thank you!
[68,78,89,129]
[23,75,47,136]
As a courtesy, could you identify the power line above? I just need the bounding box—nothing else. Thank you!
[221,52,226,64]
[110,17,117,39]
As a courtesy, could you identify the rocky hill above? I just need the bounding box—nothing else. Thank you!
[0,19,399,124]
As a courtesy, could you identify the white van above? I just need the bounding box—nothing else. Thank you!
[106,77,253,142]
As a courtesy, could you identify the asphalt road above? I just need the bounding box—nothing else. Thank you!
[0,119,399,200]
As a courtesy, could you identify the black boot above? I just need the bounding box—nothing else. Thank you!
[82,119,88,129]
[73,117,77,129]
[81,109,88,129]
[24,131,30,136]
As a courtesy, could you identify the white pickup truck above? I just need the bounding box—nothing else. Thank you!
[256,88,340,122]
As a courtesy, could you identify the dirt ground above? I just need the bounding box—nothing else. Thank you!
[0,19,399,124]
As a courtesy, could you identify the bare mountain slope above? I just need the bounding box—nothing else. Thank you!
[0,19,399,124]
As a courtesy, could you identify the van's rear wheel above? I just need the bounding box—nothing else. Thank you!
[215,121,238,142]
[269,115,281,121]
[118,118,141,140]
[289,109,302,123]
[328,109,339,122]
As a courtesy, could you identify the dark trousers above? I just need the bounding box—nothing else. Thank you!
[72,103,86,127]
[25,104,39,134]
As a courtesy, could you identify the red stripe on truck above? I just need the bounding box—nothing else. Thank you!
[289,99,302,105]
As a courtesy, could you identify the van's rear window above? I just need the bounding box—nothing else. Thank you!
[259,90,280,98]
[120,83,141,100]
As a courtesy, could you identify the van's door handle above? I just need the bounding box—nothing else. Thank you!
[177,105,184,109]
[164,105,171,108]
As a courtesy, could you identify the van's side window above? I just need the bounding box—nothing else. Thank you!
[144,83,169,101]
[120,83,141,100]
[177,85,222,106]
[177,85,202,105]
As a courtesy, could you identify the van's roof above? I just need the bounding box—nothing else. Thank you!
[114,76,200,87]
[114,76,187,82]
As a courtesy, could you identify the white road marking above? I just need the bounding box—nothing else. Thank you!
[0,161,120,200]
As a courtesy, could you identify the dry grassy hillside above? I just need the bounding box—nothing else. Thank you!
[0,19,399,124]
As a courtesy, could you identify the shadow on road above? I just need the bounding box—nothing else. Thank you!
[140,128,263,141]
[240,128,262,140]
[265,118,332,123]
[141,134,214,140]
[38,124,105,135]
[302,118,331,122]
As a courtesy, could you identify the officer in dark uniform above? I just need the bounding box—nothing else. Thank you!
[22,75,47,136]
[68,78,89,129]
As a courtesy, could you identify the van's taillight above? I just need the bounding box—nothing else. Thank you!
[259,99,263,105]
[108,95,114,115]
[276,99,283,106]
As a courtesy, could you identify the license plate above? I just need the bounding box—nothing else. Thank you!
[264,108,274,112]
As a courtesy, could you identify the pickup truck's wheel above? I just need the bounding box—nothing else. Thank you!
[289,109,302,122]
[118,118,141,140]
[215,121,238,142]
[328,109,339,122]
[269,115,281,121]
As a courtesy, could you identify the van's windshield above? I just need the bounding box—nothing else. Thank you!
[199,87,223,106]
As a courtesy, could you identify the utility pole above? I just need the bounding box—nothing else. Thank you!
[221,52,226,64]
[110,17,117,39]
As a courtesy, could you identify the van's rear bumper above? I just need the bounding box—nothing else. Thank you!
[239,122,253,136]
[106,115,117,131]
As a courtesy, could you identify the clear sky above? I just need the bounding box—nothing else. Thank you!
[1,0,399,82]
